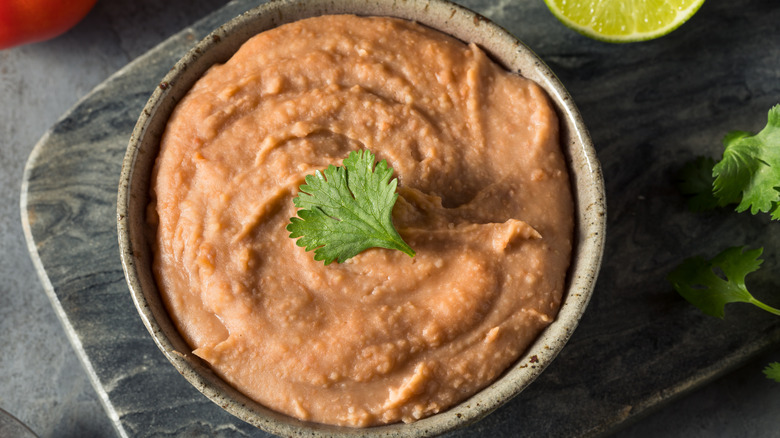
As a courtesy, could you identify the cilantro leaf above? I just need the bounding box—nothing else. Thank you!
[667,246,780,318]
[712,105,780,218]
[286,150,415,265]
[677,156,720,212]
[763,363,780,383]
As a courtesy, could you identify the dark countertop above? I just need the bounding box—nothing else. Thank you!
[2,0,779,437]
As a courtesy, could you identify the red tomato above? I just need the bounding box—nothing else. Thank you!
[0,0,98,49]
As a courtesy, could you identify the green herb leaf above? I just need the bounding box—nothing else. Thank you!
[667,246,780,318]
[677,156,720,212]
[712,105,780,218]
[763,362,780,383]
[286,149,415,265]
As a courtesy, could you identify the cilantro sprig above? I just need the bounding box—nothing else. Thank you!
[713,106,780,218]
[763,363,780,383]
[286,149,415,265]
[679,105,780,217]
[667,246,780,318]
[672,104,780,383]
[668,245,780,382]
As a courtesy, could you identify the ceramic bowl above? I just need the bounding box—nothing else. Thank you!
[117,0,606,436]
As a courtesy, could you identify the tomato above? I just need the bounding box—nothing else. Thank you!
[0,0,98,50]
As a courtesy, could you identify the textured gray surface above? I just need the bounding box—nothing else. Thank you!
[7,0,780,437]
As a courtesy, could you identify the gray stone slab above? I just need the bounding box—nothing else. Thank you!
[20,0,780,437]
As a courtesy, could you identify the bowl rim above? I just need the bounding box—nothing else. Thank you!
[117,0,606,436]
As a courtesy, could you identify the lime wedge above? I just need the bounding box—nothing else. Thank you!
[544,0,706,43]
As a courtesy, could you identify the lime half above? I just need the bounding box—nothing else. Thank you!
[544,0,707,43]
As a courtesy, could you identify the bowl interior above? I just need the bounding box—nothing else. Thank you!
[117,0,606,436]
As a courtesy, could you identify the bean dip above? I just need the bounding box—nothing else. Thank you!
[151,14,573,427]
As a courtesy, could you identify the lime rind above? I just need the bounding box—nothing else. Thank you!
[544,0,707,43]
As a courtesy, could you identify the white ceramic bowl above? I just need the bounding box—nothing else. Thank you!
[118,0,606,436]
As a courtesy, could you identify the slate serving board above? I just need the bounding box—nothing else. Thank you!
[21,0,780,437]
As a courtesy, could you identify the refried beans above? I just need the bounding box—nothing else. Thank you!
[150,14,573,427]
